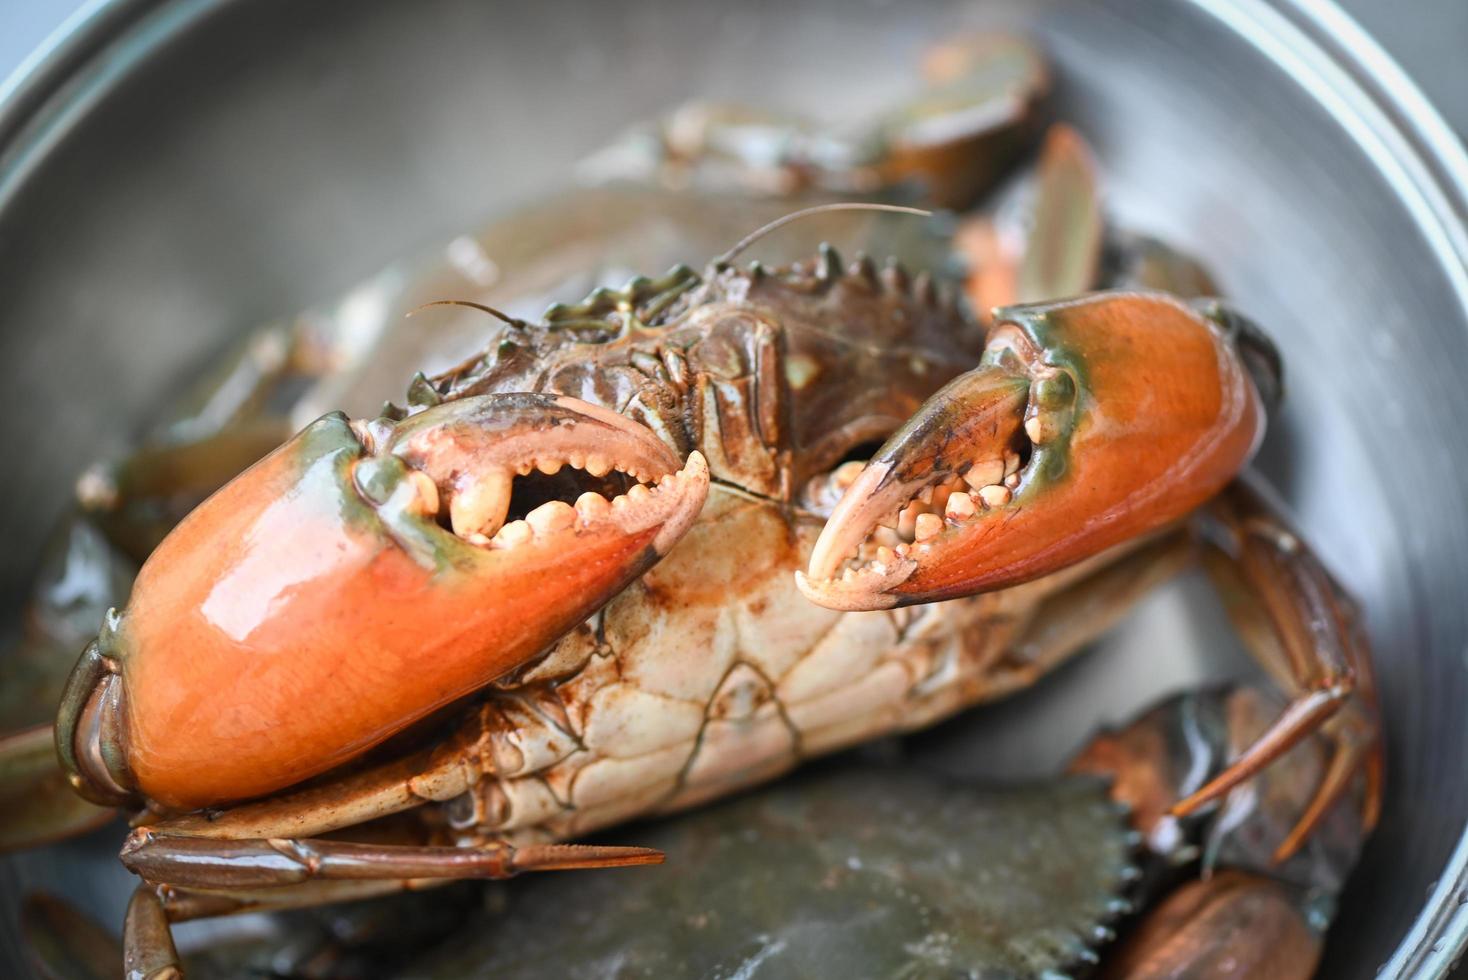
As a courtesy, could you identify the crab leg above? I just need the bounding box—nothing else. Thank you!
[120,832,661,890]
[124,885,180,980]
[77,418,292,564]
[1172,481,1382,858]
[1070,683,1369,978]
[116,832,660,976]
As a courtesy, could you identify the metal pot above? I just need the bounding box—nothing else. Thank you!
[0,0,1464,975]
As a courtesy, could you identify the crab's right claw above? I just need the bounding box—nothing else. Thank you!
[800,292,1278,610]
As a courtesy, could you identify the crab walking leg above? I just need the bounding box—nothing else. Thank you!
[124,885,181,980]
[1169,482,1382,859]
[1069,684,1367,979]
[161,878,437,920]
[1082,682,1370,842]
[121,832,661,890]
[78,418,294,565]
[118,839,660,977]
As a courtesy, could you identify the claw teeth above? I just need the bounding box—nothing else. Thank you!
[526,500,576,534]
[491,520,533,549]
[945,491,976,520]
[1025,414,1061,445]
[977,484,1012,508]
[930,483,953,513]
[586,454,613,478]
[449,469,513,538]
[963,459,1005,491]
[1003,450,1022,476]
[575,491,610,521]
[406,471,440,517]
[913,513,944,542]
[537,458,564,475]
[832,460,866,490]
[627,483,653,504]
[897,503,922,542]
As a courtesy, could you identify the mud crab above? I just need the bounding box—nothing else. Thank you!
[0,35,1380,979]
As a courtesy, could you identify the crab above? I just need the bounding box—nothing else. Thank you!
[0,34,1380,978]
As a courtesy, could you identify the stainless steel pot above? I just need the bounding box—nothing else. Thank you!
[1,0,1464,975]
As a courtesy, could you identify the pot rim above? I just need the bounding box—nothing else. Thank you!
[1,0,1465,975]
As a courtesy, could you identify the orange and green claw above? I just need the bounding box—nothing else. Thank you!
[799,291,1277,610]
[58,394,709,812]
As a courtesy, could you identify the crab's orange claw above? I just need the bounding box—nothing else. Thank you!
[800,292,1274,610]
[57,395,708,811]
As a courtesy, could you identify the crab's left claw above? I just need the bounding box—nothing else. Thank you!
[57,395,710,811]
[799,292,1277,610]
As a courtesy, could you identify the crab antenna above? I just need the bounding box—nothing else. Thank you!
[714,203,934,266]
[408,299,526,328]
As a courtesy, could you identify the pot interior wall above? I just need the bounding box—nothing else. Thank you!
[0,0,1464,974]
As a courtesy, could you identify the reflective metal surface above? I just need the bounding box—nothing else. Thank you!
[0,0,1464,975]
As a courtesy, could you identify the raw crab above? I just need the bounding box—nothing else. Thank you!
[0,34,1380,978]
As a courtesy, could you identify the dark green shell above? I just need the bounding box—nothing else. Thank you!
[409,765,1138,979]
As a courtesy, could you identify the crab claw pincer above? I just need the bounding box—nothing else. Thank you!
[798,292,1276,610]
[58,394,708,810]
